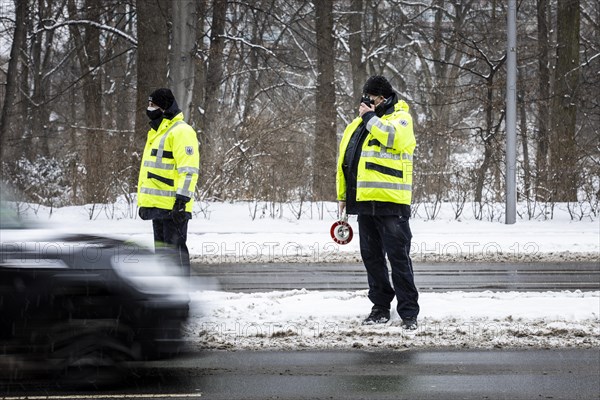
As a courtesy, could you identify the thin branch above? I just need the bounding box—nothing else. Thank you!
[31,19,137,46]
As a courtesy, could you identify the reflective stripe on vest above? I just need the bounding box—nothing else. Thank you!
[177,172,195,198]
[361,150,413,161]
[357,181,412,191]
[143,121,185,170]
[140,187,175,197]
[366,117,396,147]
[178,166,200,174]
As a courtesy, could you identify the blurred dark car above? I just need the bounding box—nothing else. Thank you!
[0,202,190,387]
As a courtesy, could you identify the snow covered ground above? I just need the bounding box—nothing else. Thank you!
[33,199,598,264]
[13,200,600,350]
[188,289,599,350]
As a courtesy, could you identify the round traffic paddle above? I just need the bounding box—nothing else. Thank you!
[330,212,353,245]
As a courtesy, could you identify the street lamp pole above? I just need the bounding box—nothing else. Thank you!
[505,0,517,224]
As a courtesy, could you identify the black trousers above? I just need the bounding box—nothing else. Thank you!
[152,218,190,276]
[358,214,420,320]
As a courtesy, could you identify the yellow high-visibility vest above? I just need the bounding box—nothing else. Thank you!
[137,113,199,212]
[336,100,416,205]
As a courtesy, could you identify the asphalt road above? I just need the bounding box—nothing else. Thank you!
[191,261,600,292]
[3,349,599,399]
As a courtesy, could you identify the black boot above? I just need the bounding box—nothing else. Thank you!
[362,306,390,325]
[401,317,418,330]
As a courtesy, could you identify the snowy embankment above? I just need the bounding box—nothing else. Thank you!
[186,289,599,350]
[19,199,600,349]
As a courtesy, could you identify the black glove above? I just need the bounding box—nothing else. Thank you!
[171,198,189,224]
[138,207,150,220]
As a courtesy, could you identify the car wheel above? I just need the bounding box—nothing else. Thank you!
[47,319,136,388]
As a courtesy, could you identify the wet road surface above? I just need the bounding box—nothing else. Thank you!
[2,349,599,399]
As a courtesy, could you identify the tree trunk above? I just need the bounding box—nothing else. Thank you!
[169,0,197,118]
[105,0,137,197]
[549,0,580,202]
[135,0,170,188]
[0,0,27,162]
[349,0,364,100]
[198,0,226,199]
[535,0,551,199]
[474,143,492,212]
[84,2,104,203]
[189,0,207,131]
[202,0,227,138]
[474,75,504,206]
[429,0,454,174]
[67,0,105,203]
[313,0,337,201]
[242,2,268,124]
[518,68,531,200]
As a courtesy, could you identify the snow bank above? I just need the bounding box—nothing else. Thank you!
[186,289,600,350]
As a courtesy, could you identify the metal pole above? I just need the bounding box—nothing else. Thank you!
[505,0,517,224]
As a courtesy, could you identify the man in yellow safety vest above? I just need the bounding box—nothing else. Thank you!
[336,76,420,330]
[137,88,199,275]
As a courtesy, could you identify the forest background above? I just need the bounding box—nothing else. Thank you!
[0,0,598,222]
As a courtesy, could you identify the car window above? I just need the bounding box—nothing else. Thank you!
[0,202,26,229]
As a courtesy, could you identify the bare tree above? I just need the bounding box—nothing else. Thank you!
[201,0,227,138]
[535,0,551,199]
[549,0,580,201]
[349,0,365,100]
[67,0,105,203]
[518,66,533,201]
[313,0,336,201]
[169,0,197,118]
[135,0,170,172]
[188,0,207,133]
[102,1,138,202]
[0,0,27,163]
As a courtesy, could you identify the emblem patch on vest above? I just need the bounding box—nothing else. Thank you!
[399,120,409,127]
[185,146,194,155]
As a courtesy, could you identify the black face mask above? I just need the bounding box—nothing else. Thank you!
[146,107,164,121]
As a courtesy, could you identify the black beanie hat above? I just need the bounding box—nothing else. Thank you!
[363,75,394,97]
[148,88,175,110]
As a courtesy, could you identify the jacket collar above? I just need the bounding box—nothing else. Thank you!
[154,112,184,133]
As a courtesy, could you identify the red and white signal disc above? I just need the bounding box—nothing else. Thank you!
[330,220,353,245]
